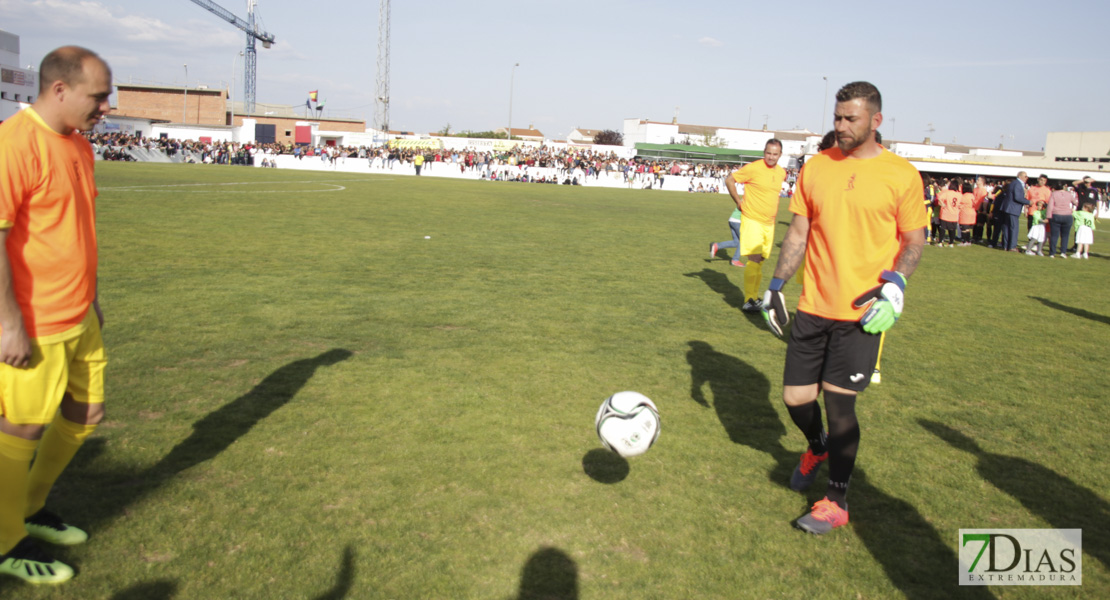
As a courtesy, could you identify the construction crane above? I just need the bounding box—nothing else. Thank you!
[187,0,275,115]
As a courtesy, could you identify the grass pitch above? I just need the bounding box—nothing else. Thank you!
[7,163,1108,599]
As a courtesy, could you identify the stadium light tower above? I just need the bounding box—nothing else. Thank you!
[508,63,519,142]
[375,0,391,134]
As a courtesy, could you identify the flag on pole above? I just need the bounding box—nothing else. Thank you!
[316,98,326,110]
[308,90,318,102]
[305,99,311,109]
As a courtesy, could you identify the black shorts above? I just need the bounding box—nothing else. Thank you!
[940,220,957,231]
[783,311,883,393]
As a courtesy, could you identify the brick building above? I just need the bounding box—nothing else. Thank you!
[111,83,365,145]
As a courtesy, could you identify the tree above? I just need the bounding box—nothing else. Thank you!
[593,130,623,146]
[436,123,452,136]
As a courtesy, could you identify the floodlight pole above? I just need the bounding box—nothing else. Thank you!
[183,64,188,123]
[821,76,828,134]
[508,63,519,143]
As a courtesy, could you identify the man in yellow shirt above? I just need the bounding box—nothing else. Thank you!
[0,46,112,584]
[760,82,926,535]
[724,139,786,312]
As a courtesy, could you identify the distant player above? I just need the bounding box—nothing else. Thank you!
[723,139,787,312]
[760,81,926,534]
[0,46,112,584]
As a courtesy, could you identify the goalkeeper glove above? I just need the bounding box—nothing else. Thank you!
[852,270,906,334]
[761,277,789,338]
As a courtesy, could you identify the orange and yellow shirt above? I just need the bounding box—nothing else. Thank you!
[937,189,961,222]
[730,159,786,224]
[958,192,977,225]
[790,148,926,321]
[0,108,98,338]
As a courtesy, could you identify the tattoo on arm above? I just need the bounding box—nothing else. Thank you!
[894,241,924,277]
[772,217,809,281]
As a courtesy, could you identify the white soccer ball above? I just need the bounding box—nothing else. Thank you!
[595,391,660,458]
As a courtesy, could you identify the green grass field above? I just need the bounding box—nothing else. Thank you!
[6,163,1108,599]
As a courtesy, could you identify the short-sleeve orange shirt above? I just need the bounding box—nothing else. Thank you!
[730,159,786,224]
[937,190,960,222]
[0,108,98,337]
[1026,184,1050,215]
[958,192,976,225]
[790,148,926,321]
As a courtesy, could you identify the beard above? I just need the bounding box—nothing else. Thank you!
[837,127,873,154]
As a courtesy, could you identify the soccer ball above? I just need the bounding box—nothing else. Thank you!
[595,391,660,458]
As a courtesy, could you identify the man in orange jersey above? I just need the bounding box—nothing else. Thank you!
[760,81,926,535]
[0,46,112,584]
[1025,174,1050,239]
[723,139,787,312]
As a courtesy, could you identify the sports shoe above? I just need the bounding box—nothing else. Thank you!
[741,298,763,312]
[730,259,745,267]
[0,537,74,585]
[1073,253,1082,259]
[1061,254,1068,259]
[25,509,88,546]
[710,242,719,258]
[795,497,849,535]
[1024,250,1034,255]
[790,448,828,491]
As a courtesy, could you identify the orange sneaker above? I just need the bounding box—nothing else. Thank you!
[730,259,745,267]
[789,448,828,491]
[795,497,849,535]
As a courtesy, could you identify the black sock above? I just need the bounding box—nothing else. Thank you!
[786,401,827,455]
[823,391,859,509]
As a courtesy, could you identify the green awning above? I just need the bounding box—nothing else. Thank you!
[634,143,762,163]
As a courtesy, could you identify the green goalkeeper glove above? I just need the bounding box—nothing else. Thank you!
[852,270,906,335]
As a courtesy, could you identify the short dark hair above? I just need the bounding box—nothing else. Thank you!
[765,138,782,151]
[39,46,104,94]
[836,81,882,114]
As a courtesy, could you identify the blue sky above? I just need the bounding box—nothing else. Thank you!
[3,0,1108,150]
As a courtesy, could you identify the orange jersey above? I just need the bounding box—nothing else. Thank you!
[973,186,988,209]
[937,190,961,222]
[730,159,786,224]
[958,192,976,225]
[790,148,926,321]
[1026,184,1050,215]
[0,108,98,337]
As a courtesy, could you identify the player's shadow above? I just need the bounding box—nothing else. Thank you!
[582,448,629,484]
[1029,296,1110,327]
[684,269,745,312]
[509,546,578,600]
[849,469,995,600]
[920,419,1109,571]
[312,545,356,600]
[685,341,794,488]
[43,349,354,553]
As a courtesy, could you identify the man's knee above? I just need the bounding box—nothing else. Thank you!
[748,255,765,263]
[783,384,819,407]
[0,417,46,440]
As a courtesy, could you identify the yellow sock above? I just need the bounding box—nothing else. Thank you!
[0,432,37,554]
[25,415,97,518]
[744,260,763,301]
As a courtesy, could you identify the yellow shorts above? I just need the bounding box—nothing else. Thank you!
[0,309,106,426]
[739,218,776,258]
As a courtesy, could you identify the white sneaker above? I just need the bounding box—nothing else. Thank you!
[1073,253,1082,259]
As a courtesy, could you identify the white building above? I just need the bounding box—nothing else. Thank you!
[0,30,37,122]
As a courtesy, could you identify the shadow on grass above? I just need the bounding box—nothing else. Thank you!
[100,544,355,599]
[685,341,793,488]
[683,269,770,332]
[511,546,578,600]
[0,349,353,597]
[582,448,629,484]
[684,268,745,312]
[920,419,1109,571]
[110,579,177,599]
[312,545,356,600]
[1029,296,1110,326]
[849,469,995,600]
